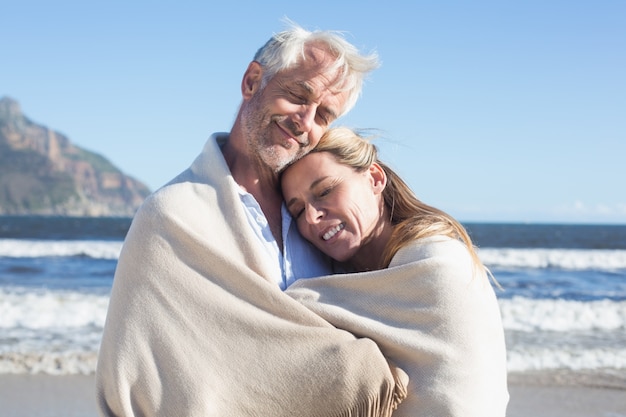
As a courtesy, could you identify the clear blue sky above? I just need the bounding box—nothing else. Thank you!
[3,0,625,224]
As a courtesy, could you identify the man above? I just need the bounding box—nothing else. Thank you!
[96,22,407,416]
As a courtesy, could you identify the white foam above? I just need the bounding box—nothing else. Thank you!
[0,239,122,259]
[500,297,626,372]
[0,288,107,374]
[2,289,626,375]
[499,297,626,332]
[0,351,98,375]
[3,240,626,271]
[0,288,109,329]
[479,248,626,271]
[507,346,626,372]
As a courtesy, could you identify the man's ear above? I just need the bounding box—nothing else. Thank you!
[369,163,387,194]
[241,61,263,99]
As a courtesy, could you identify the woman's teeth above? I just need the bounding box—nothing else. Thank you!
[323,223,344,241]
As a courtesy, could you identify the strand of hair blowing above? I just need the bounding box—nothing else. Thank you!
[379,163,484,272]
[253,21,380,117]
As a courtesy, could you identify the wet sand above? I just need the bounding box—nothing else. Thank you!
[1,372,625,417]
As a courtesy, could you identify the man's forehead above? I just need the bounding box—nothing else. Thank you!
[292,78,344,98]
[290,43,346,86]
[281,64,348,101]
[303,42,337,65]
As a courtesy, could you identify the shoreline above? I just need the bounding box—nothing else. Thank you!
[0,372,625,417]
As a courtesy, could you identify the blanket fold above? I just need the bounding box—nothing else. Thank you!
[287,236,510,417]
[95,134,407,417]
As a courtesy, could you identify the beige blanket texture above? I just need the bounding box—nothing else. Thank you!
[95,134,407,417]
[287,237,510,417]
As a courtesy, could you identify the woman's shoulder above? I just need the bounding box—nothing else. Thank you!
[389,235,471,268]
[389,236,495,308]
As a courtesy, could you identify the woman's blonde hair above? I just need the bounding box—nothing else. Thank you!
[310,127,487,274]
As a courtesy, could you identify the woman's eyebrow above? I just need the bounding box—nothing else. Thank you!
[285,176,329,209]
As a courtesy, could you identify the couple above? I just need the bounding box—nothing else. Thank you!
[96,21,509,417]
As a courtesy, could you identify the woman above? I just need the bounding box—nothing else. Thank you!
[283,127,509,417]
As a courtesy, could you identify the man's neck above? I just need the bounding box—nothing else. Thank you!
[221,137,284,248]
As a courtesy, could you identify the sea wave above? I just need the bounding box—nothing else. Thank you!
[0,288,107,374]
[3,289,622,334]
[1,289,625,375]
[499,297,626,332]
[3,239,626,272]
[479,248,626,271]
[3,343,624,376]
[0,351,97,375]
[507,346,626,372]
[4,349,624,375]
[0,239,122,259]
[0,288,109,330]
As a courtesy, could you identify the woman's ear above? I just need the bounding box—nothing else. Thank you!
[369,163,387,194]
[241,61,263,99]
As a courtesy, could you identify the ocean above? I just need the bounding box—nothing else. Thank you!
[1,216,625,384]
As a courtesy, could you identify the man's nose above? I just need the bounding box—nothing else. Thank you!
[294,105,316,133]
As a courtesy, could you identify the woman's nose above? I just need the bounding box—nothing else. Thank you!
[305,204,323,224]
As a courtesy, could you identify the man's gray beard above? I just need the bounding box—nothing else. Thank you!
[257,140,292,174]
[242,102,304,173]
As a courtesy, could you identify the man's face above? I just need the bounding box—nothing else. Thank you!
[242,45,350,173]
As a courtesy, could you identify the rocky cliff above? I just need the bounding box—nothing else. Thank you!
[0,96,151,216]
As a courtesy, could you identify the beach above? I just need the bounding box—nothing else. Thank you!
[1,372,625,417]
[1,220,625,416]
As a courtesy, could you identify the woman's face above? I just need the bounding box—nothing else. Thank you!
[281,151,386,263]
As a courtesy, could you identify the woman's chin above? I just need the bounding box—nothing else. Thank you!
[320,248,352,264]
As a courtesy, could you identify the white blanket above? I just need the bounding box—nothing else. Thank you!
[95,134,407,417]
[287,236,509,417]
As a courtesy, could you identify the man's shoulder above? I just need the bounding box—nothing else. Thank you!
[138,133,231,218]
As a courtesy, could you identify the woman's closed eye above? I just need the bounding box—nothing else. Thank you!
[316,179,341,199]
[289,204,305,219]
[318,187,332,198]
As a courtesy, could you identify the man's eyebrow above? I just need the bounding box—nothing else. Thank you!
[296,80,314,94]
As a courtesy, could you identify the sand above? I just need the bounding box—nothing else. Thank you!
[0,374,97,417]
[507,372,626,417]
[1,372,625,417]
